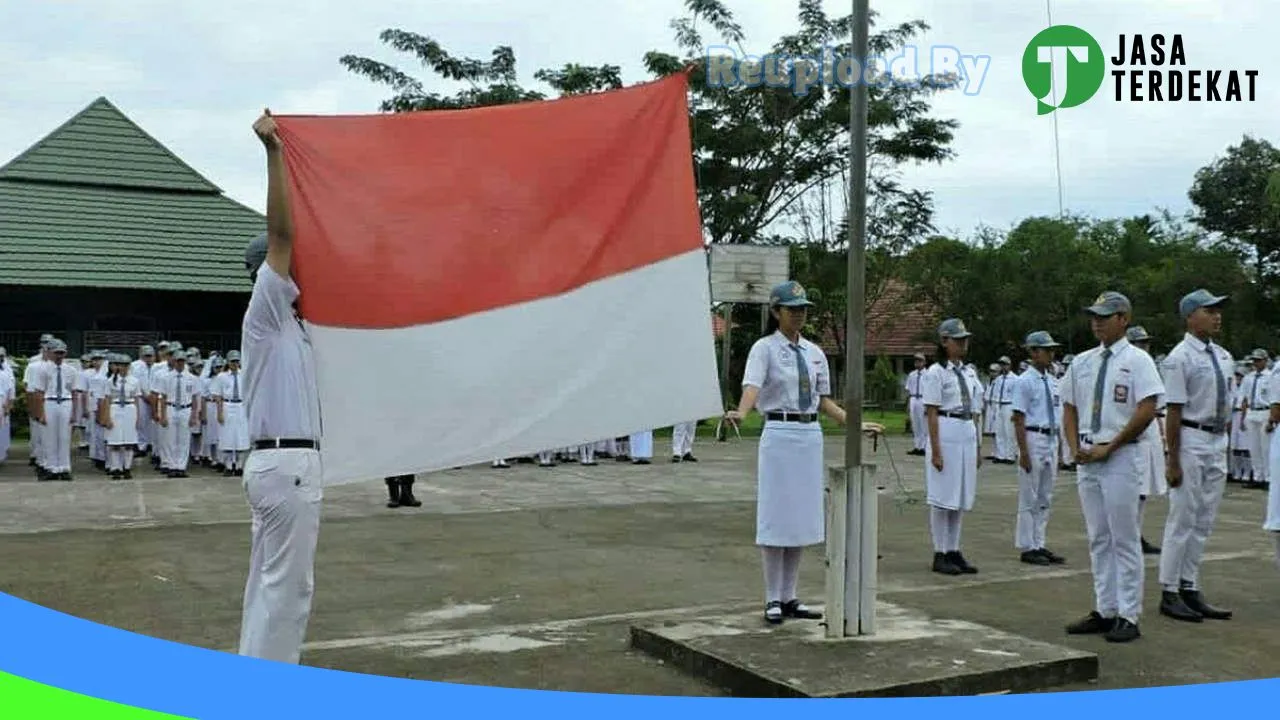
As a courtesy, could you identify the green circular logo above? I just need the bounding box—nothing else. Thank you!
[1022,25,1105,114]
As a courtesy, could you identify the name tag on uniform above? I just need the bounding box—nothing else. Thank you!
[1113,384,1128,403]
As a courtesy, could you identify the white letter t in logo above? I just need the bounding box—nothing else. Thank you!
[1036,45,1088,107]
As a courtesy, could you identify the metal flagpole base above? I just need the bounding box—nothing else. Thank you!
[824,463,879,638]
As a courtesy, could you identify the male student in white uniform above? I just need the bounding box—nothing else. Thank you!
[30,339,79,482]
[1011,331,1066,566]
[991,357,1017,464]
[1156,289,1235,624]
[236,109,325,665]
[25,336,52,473]
[1061,291,1163,643]
[905,353,927,456]
[1239,349,1271,490]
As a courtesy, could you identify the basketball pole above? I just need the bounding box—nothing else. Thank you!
[825,0,876,639]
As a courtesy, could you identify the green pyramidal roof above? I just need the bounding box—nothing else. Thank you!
[0,97,221,192]
[0,96,265,292]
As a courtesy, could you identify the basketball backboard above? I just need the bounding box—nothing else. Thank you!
[708,244,790,304]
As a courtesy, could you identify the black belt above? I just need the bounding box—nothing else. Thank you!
[766,412,816,423]
[1025,426,1056,435]
[253,438,319,450]
[47,398,70,403]
[910,394,922,399]
[1180,419,1226,435]
[226,400,243,404]
[168,403,191,409]
[940,411,972,420]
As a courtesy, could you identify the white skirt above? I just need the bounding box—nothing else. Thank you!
[628,430,653,458]
[106,401,139,447]
[204,399,220,445]
[1136,424,1168,497]
[755,419,825,547]
[221,402,250,451]
[1266,430,1280,532]
[926,415,979,511]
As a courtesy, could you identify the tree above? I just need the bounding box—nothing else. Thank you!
[1188,135,1280,284]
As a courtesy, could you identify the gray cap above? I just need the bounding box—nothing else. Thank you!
[1250,348,1269,361]
[140,345,155,357]
[1024,330,1062,348]
[1179,289,1228,318]
[913,352,925,361]
[40,333,53,342]
[1084,291,1132,317]
[246,231,269,279]
[1126,326,1151,343]
[768,280,815,307]
[212,357,227,368]
[168,341,184,353]
[998,355,1011,364]
[157,341,170,351]
[48,339,67,353]
[988,362,1001,372]
[226,350,242,362]
[92,349,108,359]
[938,318,972,339]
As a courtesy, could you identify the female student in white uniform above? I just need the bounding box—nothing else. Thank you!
[98,353,141,480]
[1265,366,1280,570]
[921,318,985,576]
[725,280,881,625]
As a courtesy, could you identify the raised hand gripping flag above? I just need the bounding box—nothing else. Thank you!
[272,73,723,484]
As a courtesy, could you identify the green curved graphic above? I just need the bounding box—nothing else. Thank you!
[0,671,192,719]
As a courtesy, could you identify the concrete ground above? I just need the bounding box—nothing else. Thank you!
[1,432,1278,696]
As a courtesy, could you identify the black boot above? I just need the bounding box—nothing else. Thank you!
[932,552,962,575]
[385,477,401,508]
[399,477,422,508]
[1159,590,1203,622]
[1180,588,1232,620]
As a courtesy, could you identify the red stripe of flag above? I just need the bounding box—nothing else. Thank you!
[274,73,704,329]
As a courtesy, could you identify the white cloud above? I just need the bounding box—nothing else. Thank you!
[1,0,1275,238]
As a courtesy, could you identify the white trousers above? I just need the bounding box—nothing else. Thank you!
[107,446,134,472]
[238,447,323,664]
[1016,433,1058,551]
[0,414,10,460]
[1077,442,1143,622]
[43,400,74,472]
[1246,414,1270,483]
[165,408,192,471]
[995,404,1016,460]
[671,421,696,457]
[29,416,43,463]
[629,430,654,459]
[1159,434,1228,591]
[909,398,926,450]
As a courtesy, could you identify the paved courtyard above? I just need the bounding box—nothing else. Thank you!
[1,432,1277,696]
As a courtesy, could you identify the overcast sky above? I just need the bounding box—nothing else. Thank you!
[2,0,1275,240]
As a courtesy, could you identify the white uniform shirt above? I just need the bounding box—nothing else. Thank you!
[161,369,199,409]
[1266,370,1280,413]
[34,361,78,402]
[993,372,1015,405]
[23,358,46,396]
[150,364,173,403]
[904,369,924,399]
[107,375,142,407]
[1240,368,1271,414]
[130,360,152,398]
[0,370,14,406]
[1060,337,1164,445]
[242,263,322,442]
[1161,332,1235,434]
[920,360,984,418]
[1011,365,1060,432]
[213,369,245,404]
[741,330,831,414]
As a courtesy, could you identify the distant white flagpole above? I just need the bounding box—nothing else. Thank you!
[1047,0,1065,219]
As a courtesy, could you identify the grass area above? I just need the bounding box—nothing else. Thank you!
[658,407,911,439]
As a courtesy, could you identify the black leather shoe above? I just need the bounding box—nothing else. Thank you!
[932,552,962,575]
[1105,618,1141,643]
[1066,611,1115,634]
[682,453,698,462]
[1180,589,1231,620]
[399,480,423,508]
[764,600,784,625]
[948,551,978,574]
[386,478,401,508]
[1159,591,1203,622]
[1142,537,1161,555]
[1041,548,1066,564]
[1021,549,1051,565]
[782,599,822,620]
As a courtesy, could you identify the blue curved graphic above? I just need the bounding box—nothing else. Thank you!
[0,589,1276,718]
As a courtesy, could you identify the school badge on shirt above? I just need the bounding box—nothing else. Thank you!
[1113,384,1129,403]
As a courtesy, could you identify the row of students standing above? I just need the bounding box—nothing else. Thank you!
[913,288,1278,645]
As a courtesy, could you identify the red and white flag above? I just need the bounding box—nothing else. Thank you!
[273,73,724,485]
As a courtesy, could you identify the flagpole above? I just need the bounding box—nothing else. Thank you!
[838,0,875,638]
